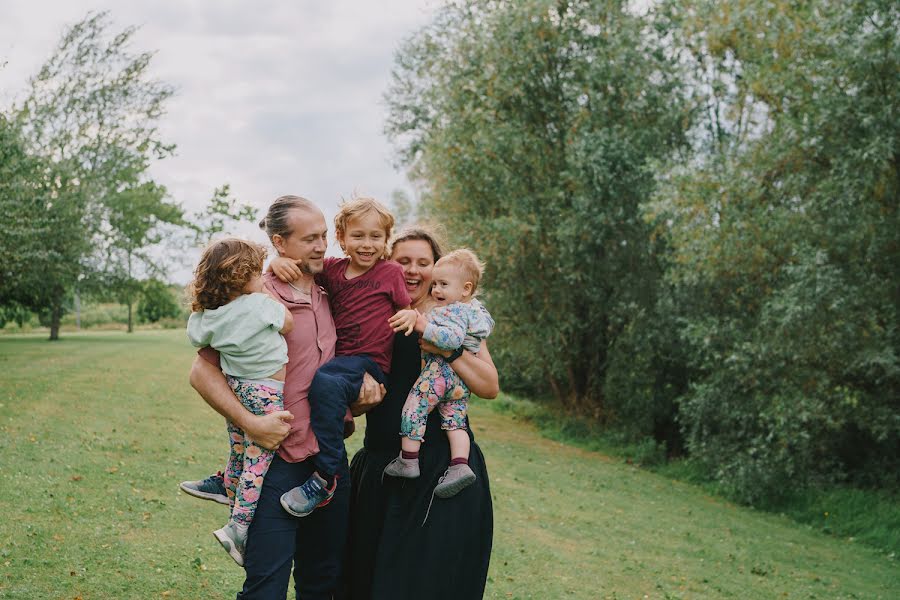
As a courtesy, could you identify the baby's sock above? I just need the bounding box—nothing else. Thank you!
[401,450,419,460]
[449,457,468,467]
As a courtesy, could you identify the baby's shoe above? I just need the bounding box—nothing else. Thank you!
[434,464,476,498]
[213,521,247,567]
[383,454,420,479]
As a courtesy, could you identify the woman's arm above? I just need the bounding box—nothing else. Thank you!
[189,355,293,449]
[419,339,499,399]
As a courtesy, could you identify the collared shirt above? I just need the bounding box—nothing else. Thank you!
[200,272,343,463]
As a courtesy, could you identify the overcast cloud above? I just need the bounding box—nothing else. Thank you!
[0,0,437,282]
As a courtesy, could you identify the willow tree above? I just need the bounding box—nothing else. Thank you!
[648,0,900,501]
[387,0,690,422]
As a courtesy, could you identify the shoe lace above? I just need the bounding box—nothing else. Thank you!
[298,476,323,499]
[421,468,450,527]
[200,471,225,490]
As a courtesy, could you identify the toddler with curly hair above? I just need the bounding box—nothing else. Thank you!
[185,238,294,566]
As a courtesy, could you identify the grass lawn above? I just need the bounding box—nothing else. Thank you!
[0,331,897,599]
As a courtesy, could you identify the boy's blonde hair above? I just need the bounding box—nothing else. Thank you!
[188,238,267,311]
[436,248,485,295]
[334,196,395,259]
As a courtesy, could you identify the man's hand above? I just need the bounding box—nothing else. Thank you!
[243,410,293,450]
[389,309,419,336]
[270,256,304,282]
[350,372,386,416]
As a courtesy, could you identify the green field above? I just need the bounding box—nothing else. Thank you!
[0,331,896,599]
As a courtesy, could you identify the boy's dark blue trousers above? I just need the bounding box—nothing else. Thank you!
[309,354,386,477]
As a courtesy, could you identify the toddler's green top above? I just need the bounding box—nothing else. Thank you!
[187,293,288,379]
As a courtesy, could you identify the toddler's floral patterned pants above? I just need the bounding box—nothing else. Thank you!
[400,354,469,441]
[224,376,284,526]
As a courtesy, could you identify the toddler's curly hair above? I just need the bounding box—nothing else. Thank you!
[189,238,268,312]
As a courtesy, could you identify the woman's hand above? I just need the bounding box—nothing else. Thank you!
[270,255,304,282]
[389,309,419,336]
[424,340,499,399]
[350,371,386,416]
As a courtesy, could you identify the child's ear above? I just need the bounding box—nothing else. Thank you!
[463,281,474,297]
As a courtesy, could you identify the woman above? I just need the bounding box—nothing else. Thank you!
[345,227,499,599]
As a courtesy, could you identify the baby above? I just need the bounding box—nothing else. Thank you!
[385,249,494,497]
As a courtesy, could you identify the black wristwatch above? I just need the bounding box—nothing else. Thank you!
[446,347,464,363]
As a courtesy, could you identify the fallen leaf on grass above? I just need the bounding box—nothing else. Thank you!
[71,475,82,481]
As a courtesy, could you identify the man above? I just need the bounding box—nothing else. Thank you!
[186,195,383,599]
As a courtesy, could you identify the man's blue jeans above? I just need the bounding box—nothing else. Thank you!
[238,455,350,600]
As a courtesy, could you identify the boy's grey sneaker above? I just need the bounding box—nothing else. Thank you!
[180,472,230,505]
[280,472,336,517]
[212,521,247,567]
[434,464,476,498]
[383,455,420,479]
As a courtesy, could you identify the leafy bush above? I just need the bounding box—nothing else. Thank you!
[137,279,181,324]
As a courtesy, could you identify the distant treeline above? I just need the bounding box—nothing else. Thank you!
[385,0,899,502]
[0,280,187,333]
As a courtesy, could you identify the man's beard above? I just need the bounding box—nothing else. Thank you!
[301,258,323,275]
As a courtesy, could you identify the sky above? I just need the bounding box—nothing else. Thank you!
[0,0,438,282]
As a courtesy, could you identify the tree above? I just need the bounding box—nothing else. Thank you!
[104,182,184,332]
[0,115,89,338]
[386,0,690,423]
[137,279,181,324]
[187,184,258,245]
[647,0,899,501]
[11,11,177,340]
[389,189,414,229]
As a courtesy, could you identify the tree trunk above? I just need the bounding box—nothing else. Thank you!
[74,288,81,330]
[127,299,133,333]
[49,303,61,341]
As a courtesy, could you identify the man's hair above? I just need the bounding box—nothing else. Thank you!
[258,195,318,243]
[188,238,267,311]
[436,248,485,295]
[334,196,395,259]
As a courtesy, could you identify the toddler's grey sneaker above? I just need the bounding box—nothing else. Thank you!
[213,521,247,567]
[434,464,476,498]
[180,471,230,505]
[383,455,421,479]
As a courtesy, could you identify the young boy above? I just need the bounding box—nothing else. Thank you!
[275,196,411,516]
